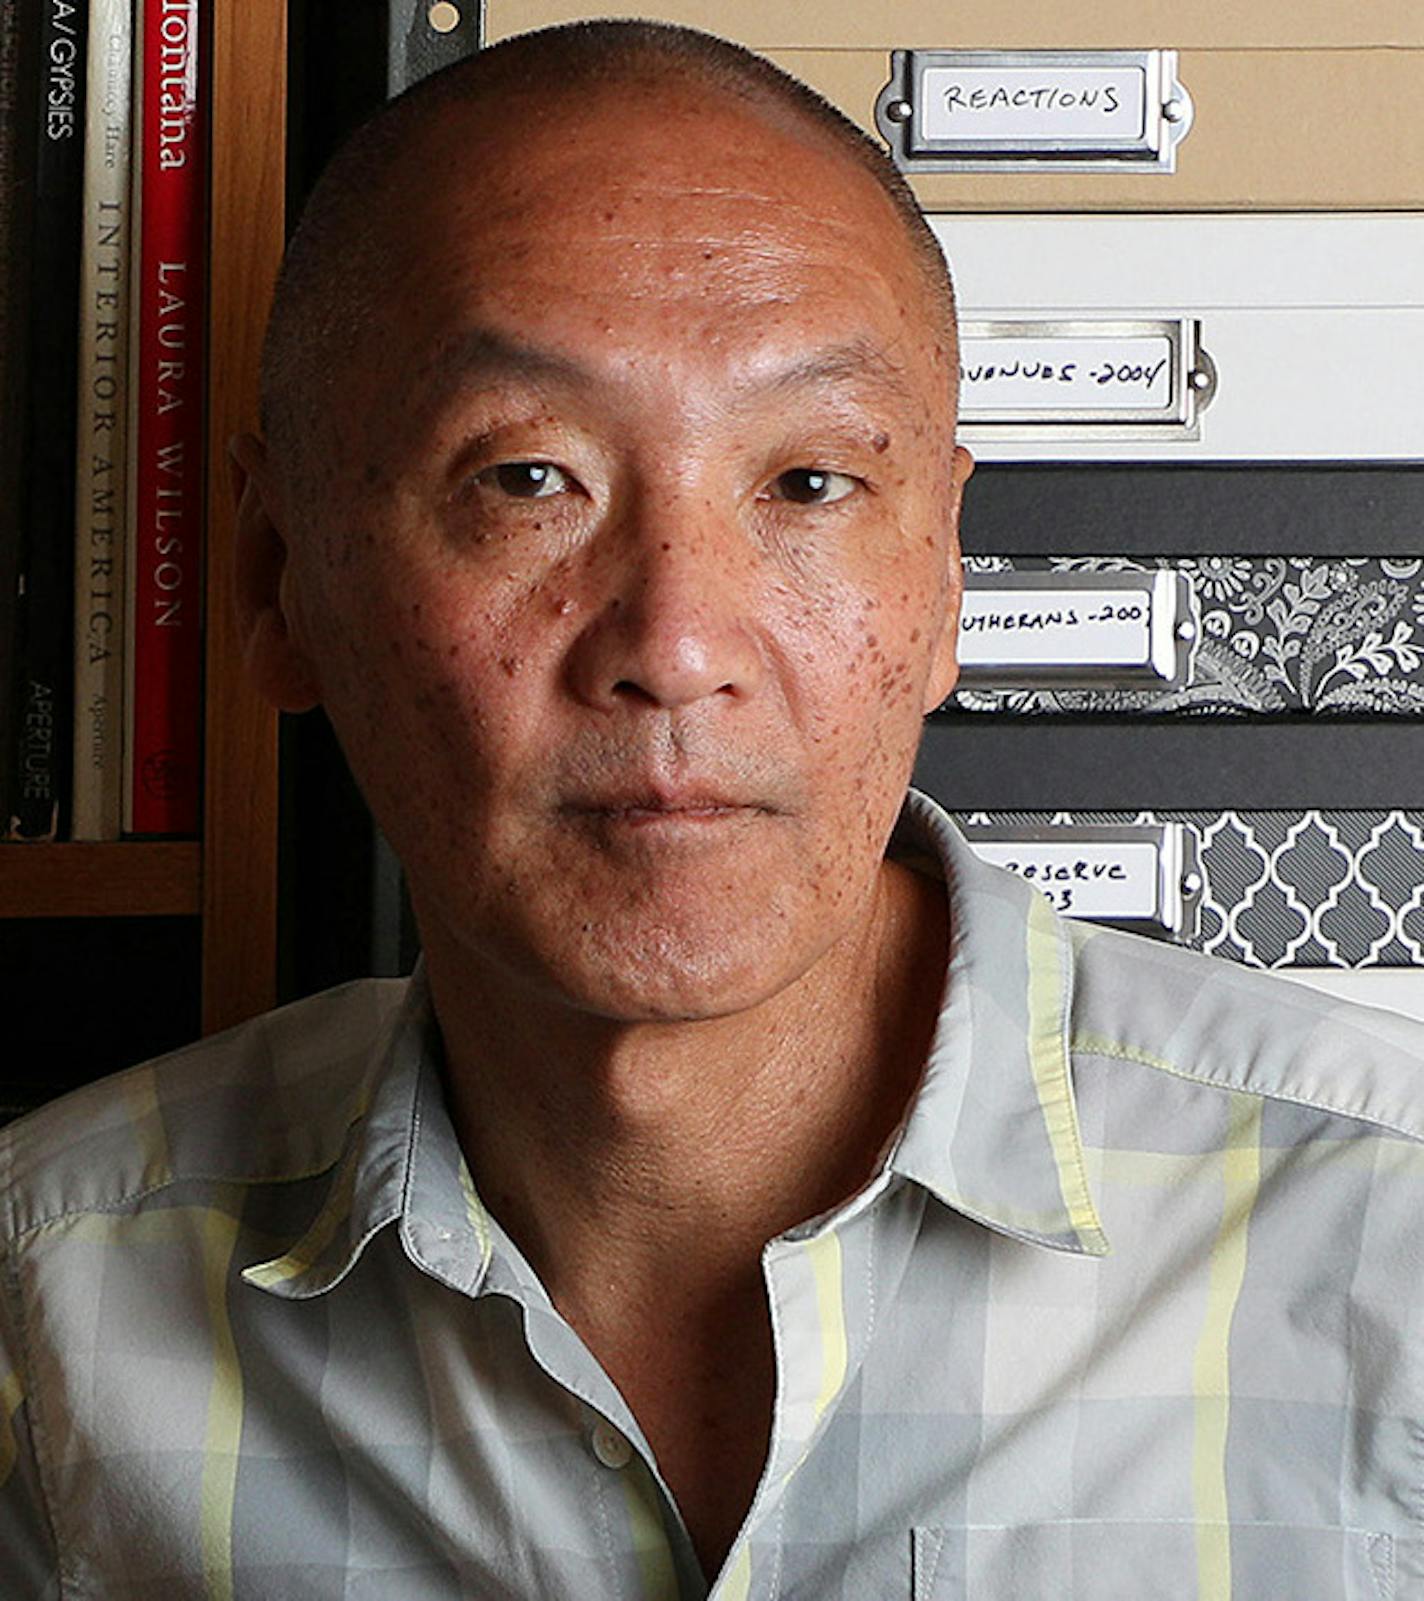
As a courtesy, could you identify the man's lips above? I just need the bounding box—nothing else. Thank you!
[569,796,765,818]
[560,788,775,824]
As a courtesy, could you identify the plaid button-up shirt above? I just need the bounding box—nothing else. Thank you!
[3,792,1423,1599]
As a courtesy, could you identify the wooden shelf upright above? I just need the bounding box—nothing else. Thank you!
[0,0,286,1038]
[199,0,285,1033]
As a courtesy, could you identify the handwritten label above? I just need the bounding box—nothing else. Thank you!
[960,335,1174,415]
[970,840,1161,918]
[919,66,1147,143]
[958,587,1153,669]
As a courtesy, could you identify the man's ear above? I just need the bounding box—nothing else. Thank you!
[921,445,974,713]
[229,432,322,713]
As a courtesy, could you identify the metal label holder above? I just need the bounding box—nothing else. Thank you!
[956,569,1198,689]
[960,821,1204,941]
[876,49,1194,173]
[957,318,1217,445]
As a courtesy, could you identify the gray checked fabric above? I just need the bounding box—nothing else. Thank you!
[2,790,1423,1599]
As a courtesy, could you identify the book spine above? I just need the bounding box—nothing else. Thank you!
[70,0,132,839]
[0,1,39,820]
[6,0,88,841]
[125,0,205,836]
[0,2,20,393]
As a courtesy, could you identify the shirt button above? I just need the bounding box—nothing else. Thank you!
[589,1421,633,1470]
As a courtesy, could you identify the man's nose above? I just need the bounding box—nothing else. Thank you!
[565,507,766,712]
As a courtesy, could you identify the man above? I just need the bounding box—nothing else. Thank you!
[3,20,1422,1598]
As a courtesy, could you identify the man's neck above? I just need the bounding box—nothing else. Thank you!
[422,857,948,1576]
[422,857,949,1309]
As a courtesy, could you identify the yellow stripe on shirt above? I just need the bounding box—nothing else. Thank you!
[621,1460,679,1601]
[242,1151,360,1289]
[1025,894,1109,1253]
[200,1194,245,1601]
[122,1066,172,1194]
[0,1366,23,1488]
[457,1156,493,1279]
[715,1538,752,1601]
[1191,1092,1263,1600]
[807,1230,847,1425]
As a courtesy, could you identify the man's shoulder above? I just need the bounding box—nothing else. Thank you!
[0,976,413,1243]
[1068,921,1424,1144]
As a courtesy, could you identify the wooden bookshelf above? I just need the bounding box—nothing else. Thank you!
[200,0,285,1033]
[0,844,202,918]
[2,1,285,1038]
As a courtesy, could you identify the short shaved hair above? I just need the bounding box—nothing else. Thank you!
[260,19,957,483]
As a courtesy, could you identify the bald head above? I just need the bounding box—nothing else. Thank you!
[259,19,956,487]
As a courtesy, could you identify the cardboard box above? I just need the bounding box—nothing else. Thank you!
[483,0,1424,52]
[776,49,1424,210]
[482,4,1424,209]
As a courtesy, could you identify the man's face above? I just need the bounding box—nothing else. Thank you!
[273,82,969,1022]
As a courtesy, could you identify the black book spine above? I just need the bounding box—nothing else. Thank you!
[0,0,40,825]
[6,0,87,840]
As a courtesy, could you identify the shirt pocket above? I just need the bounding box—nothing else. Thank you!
[911,1520,1394,1600]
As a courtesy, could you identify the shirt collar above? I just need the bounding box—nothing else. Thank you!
[245,787,1108,1302]
[242,963,501,1299]
[887,790,1108,1257]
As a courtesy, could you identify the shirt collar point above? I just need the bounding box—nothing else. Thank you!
[1076,1224,1112,1259]
[399,1211,494,1297]
[905,1167,1111,1260]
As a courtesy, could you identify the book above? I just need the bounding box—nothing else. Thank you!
[124,0,205,836]
[0,0,40,822]
[5,0,89,841]
[70,0,132,839]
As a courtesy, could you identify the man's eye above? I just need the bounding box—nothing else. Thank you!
[768,468,857,505]
[477,461,572,499]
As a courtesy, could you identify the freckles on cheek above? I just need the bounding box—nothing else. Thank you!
[831,595,935,809]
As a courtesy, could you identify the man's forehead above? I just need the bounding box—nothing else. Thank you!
[396,238,947,435]
[374,91,944,377]
[421,323,926,412]
[388,76,915,273]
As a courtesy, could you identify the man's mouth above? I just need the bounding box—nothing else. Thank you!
[563,787,773,826]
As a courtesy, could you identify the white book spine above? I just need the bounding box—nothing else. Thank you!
[71,0,133,839]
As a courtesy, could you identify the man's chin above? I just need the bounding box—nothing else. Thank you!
[547,936,818,1027]
[476,886,851,1027]
[414,833,876,1027]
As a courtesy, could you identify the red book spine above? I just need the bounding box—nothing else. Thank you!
[128,0,205,835]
